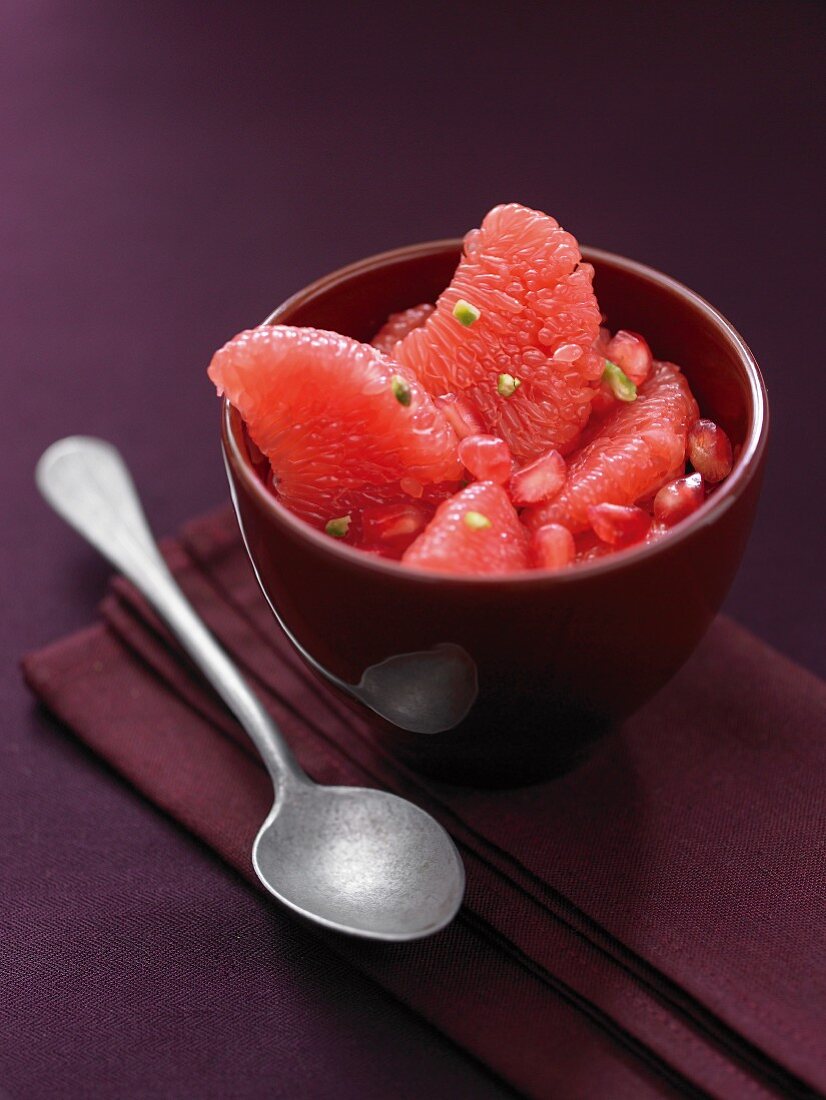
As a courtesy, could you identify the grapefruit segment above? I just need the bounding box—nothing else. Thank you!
[208,325,462,528]
[395,203,603,463]
[433,393,485,439]
[371,303,434,354]
[525,360,698,533]
[359,501,430,557]
[402,481,528,575]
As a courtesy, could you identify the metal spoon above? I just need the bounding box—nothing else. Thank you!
[36,437,465,941]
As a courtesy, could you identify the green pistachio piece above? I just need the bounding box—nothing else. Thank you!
[463,510,492,530]
[497,372,522,398]
[452,299,481,326]
[325,515,351,538]
[602,360,637,402]
[391,374,412,406]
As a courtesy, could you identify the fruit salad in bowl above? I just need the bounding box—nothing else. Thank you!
[210,205,737,575]
[214,204,767,785]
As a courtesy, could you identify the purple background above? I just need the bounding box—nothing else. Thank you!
[2,2,824,1096]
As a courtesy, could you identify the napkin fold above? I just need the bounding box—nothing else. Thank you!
[23,509,826,1100]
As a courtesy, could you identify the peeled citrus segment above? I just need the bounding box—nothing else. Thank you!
[361,501,429,545]
[433,393,484,439]
[208,325,462,528]
[395,203,603,463]
[402,481,528,575]
[371,303,435,354]
[525,360,699,533]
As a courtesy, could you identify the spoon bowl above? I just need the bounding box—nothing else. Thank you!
[254,782,465,939]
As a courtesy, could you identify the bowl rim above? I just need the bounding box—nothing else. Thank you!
[221,238,769,587]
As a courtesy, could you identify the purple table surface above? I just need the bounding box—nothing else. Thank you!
[2,2,824,1097]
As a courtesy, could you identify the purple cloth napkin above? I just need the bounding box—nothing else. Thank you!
[22,508,826,1100]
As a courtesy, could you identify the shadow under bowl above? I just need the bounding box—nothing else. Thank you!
[221,240,768,787]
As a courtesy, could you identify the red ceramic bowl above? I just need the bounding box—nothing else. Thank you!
[220,240,768,787]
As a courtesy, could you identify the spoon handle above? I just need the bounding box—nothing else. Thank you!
[36,436,305,790]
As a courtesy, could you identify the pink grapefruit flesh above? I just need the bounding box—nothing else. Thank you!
[395,203,603,463]
[525,360,698,533]
[403,481,528,575]
[208,325,462,529]
[371,303,435,354]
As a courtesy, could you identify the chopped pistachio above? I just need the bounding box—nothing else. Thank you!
[497,372,522,398]
[602,360,637,402]
[463,510,492,530]
[452,299,481,326]
[391,374,412,406]
[325,515,351,538]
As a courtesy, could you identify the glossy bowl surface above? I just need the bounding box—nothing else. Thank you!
[221,240,768,786]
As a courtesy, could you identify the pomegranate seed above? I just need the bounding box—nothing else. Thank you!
[509,449,566,505]
[530,524,575,571]
[362,502,428,545]
[636,458,689,511]
[434,392,484,439]
[687,419,733,483]
[588,503,651,547]
[645,520,669,544]
[653,472,704,527]
[606,330,653,386]
[459,434,512,484]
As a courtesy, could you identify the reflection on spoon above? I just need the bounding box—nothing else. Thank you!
[339,642,477,735]
[227,468,479,734]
